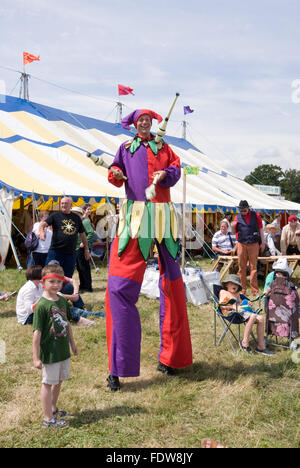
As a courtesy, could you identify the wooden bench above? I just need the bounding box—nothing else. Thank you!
[212,255,300,281]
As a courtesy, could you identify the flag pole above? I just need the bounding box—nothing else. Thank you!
[181,171,187,273]
[115,101,123,124]
[182,120,187,139]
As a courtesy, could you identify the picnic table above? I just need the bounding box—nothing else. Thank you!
[212,255,300,281]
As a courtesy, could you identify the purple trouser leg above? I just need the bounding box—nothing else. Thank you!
[106,275,143,377]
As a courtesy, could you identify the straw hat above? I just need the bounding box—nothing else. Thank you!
[71,206,83,215]
[265,224,276,232]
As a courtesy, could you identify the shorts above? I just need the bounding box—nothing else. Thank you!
[42,358,71,385]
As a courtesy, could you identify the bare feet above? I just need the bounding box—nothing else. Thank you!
[201,438,227,448]
[77,317,96,326]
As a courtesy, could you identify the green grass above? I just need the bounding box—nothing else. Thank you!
[0,261,299,448]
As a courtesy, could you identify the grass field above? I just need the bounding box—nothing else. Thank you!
[0,261,299,448]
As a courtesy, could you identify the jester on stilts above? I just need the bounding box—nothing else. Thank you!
[104,103,193,391]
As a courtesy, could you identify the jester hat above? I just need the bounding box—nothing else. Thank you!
[121,109,163,130]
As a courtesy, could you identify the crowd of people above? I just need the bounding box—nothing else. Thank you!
[212,204,300,294]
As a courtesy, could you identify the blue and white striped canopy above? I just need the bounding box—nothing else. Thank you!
[0,95,299,213]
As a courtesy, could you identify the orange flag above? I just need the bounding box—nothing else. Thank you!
[23,52,40,66]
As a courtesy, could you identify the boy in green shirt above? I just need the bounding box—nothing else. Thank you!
[33,264,78,428]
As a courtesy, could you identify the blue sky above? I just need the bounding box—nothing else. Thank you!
[1,0,300,178]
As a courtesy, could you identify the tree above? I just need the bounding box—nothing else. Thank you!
[244,164,284,186]
[280,169,300,203]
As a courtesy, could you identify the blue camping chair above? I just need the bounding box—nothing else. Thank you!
[212,284,262,351]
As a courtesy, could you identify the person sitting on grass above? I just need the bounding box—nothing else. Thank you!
[33,263,78,428]
[0,292,11,301]
[16,263,103,326]
[16,265,43,325]
[219,274,274,356]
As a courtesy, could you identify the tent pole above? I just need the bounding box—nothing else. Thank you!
[0,206,23,271]
[182,120,187,139]
[32,190,38,222]
[115,102,123,124]
[181,172,186,273]
[20,72,30,101]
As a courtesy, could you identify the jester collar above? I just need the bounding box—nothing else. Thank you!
[125,134,164,156]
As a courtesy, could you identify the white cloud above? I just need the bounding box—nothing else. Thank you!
[1,0,300,179]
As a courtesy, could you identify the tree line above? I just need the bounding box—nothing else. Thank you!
[244,164,300,203]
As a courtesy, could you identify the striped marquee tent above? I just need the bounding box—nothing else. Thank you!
[0,95,300,213]
[0,94,300,268]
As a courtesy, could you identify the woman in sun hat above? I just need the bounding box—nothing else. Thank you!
[280,215,300,255]
[263,257,293,292]
[264,257,299,340]
[264,224,281,257]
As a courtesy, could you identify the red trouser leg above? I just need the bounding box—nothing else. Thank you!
[156,242,193,369]
[238,242,259,296]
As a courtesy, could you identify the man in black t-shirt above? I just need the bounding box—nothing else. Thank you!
[39,197,90,277]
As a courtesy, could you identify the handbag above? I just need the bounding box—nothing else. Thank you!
[24,230,39,252]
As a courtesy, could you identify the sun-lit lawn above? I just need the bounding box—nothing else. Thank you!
[0,260,299,448]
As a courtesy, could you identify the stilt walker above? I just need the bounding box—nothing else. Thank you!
[88,96,193,391]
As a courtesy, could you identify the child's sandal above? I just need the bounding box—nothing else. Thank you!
[53,408,68,418]
[43,417,68,428]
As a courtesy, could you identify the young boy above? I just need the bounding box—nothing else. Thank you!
[32,264,78,428]
[219,274,273,355]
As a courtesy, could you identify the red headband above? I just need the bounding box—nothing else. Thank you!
[42,274,64,281]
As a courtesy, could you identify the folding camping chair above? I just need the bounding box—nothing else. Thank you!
[212,284,262,352]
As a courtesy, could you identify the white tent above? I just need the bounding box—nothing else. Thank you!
[0,94,299,267]
[1,95,299,212]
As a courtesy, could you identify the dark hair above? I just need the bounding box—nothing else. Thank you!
[26,265,43,281]
[274,270,289,278]
[238,200,249,210]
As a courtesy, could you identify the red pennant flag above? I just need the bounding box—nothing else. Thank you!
[118,84,134,96]
[23,52,40,66]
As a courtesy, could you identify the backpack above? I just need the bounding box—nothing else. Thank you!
[24,230,39,252]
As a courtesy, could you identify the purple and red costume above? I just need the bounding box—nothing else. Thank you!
[105,110,193,378]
